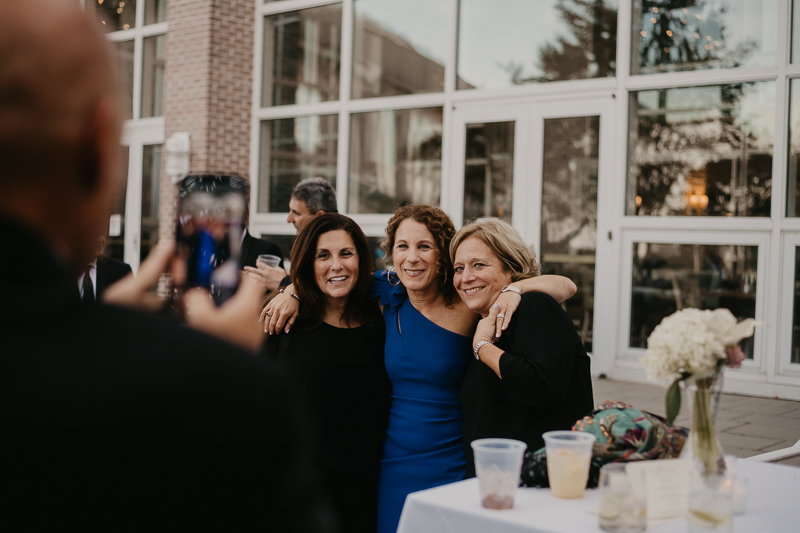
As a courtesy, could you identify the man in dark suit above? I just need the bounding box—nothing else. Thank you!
[241,228,284,270]
[0,2,334,528]
[79,235,133,303]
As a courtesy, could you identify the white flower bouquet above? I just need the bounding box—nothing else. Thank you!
[640,308,760,475]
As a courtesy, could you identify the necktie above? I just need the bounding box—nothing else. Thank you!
[82,266,95,304]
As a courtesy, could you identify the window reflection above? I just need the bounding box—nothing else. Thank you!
[116,40,135,121]
[463,122,514,222]
[141,145,161,262]
[257,115,338,213]
[792,247,800,364]
[352,0,447,98]
[87,0,137,32]
[144,0,166,25]
[106,147,129,262]
[457,0,617,90]
[262,4,342,107]
[348,107,443,213]
[630,242,757,359]
[631,0,778,75]
[540,116,599,352]
[141,35,166,118]
[787,79,800,217]
[627,81,774,217]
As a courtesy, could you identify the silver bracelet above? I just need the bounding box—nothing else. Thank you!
[473,340,491,361]
[290,291,300,301]
[501,284,521,295]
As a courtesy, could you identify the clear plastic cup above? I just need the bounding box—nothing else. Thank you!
[471,438,527,510]
[598,463,646,533]
[256,254,281,268]
[542,430,596,499]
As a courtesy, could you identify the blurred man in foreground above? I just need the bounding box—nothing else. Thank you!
[0,1,333,528]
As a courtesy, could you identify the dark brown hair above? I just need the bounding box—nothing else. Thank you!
[380,204,459,304]
[291,213,379,329]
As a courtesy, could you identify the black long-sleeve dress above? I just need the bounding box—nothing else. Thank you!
[461,292,594,478]
[263,320,391,532]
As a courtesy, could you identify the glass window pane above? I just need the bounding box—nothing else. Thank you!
[141,145,162,262]
[106,147,130,262]
[792,247,800,364]
[141,35,166,118]
[262,4,342,107]
[144,0,167,25]
[540,116,600,353]
[463,121,514,222]
[631,0,778,75]
[87,0,136,32]
[630,242,757,359]
[116,40,135,121]
[258,115,339,213]
[788,79,800,217]
[627,81,774,217]
[457,0,618,91]
[348,107,443,213]
[352,0,447,98]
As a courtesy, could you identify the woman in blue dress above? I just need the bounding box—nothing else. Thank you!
[262,205,576,532]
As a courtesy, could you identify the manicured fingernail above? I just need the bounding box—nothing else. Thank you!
[493,304,499,310]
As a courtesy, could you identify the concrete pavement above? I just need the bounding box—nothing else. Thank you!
[591,378,800,467]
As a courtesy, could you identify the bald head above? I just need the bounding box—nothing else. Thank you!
[0,0,123,273]
[0,0,119,184]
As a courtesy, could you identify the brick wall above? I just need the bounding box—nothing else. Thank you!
[159,0,255,239]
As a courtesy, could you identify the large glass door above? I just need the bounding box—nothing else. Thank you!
[452,99,617,374]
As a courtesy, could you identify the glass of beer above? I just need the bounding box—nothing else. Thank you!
[542,431,596,499]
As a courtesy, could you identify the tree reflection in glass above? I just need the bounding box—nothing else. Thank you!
[457,0,617,90]
[631,0,778,75]
[627,81,774,217]
[630,242,757,359]
[463,122,514,222]
[348,108,443,213]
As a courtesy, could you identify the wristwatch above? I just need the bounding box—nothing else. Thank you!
[501,284,521,295]
[473,340,492,361]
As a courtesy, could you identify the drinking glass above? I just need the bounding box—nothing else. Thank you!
[471,438,527,510]
[598,463,646,533]
[542,430,595,499]
[257,254,281,268]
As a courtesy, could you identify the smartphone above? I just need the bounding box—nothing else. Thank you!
[175,174,247,306]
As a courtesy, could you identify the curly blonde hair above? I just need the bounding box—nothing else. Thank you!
[449,218,541,281]
[380,204,459,304]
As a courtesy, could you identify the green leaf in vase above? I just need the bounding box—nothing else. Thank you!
[666,379,681,425]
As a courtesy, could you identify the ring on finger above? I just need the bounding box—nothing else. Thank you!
[497,314,505,318]
[265,311,271,317]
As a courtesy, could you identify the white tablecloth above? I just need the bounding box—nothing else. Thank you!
[397,459,800,533]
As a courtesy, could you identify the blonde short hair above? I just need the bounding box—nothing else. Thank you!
[450,218,541,281]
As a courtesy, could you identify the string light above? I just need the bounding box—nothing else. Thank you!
[123,24,130,30]
[653,7,659,13]
[666,30,673,37]
[640,31,647,37]
[696,14,702,20]
[706,35,712,41]
[683,8,688,14]
[713,41,720,46]
[694,32,700,39]
[650,17,657,24]
[664,47,670,53]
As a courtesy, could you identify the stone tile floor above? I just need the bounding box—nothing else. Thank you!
[591,378,800,467]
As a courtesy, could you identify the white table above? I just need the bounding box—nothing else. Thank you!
[397,460,800,533]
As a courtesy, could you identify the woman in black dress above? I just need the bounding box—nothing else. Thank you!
[262,213,390,532]
[450,218,594,477]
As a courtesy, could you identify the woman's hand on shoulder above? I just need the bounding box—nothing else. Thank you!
[491,286,523,338]
[260,285,300,334]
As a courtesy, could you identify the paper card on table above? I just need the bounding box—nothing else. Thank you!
[626,459,701,521]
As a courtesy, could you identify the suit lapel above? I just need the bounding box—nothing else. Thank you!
[240,231,252,269]
[95,258,109,297]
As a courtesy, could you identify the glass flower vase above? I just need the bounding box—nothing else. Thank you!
[680,372,726,477]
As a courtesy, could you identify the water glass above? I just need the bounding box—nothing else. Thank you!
[689,484,733,532]
[257,254,281,268]
[542,430,596,499]
[471,438,527,510]
[598,463,646,533]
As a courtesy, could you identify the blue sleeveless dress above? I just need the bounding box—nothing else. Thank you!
[372,272,472,533]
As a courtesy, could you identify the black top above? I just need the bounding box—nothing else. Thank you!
[0,215,335,530]
[241,230,284,269]
[461,292,594,478]
[264,321,390,532]
[95,255,132,299]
